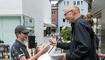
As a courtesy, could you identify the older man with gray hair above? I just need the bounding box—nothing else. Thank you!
[50,5,99,60]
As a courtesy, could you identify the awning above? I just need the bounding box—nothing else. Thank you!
[44,23,56,27]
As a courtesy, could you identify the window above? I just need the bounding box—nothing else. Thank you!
[52,19,56,23]
[67,1,69,5]
[29,19,32,23]
[63,18,65,22]
[52,11,53,14]
[52,11,56,15]
[54,11,56,14]
[81,9,85,12]
[64,1,65,5]
[73,1,76,5]
[81,1,83,5]
[77,1,80,5]
[23,16,34,27]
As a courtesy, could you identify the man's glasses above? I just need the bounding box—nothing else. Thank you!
[22,32,28,35]
[64,10,72,16]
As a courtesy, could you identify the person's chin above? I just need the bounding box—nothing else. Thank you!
[24,37,27,40]
[69,22,71,24]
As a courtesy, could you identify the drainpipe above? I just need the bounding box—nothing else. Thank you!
[21,15,24,25]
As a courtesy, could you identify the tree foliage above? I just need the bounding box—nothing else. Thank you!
[60,26,72,41]
[85,0,93,12]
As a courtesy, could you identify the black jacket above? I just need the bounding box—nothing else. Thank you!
[57,16,99,60]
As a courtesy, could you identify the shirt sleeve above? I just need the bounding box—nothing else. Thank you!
[57,42,71,50]
[66,23,91,60]
[11,46,25,60]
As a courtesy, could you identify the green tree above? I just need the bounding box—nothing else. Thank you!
[60,26,72,41]
[85,0,93,12]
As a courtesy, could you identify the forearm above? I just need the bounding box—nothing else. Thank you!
[27,45,50,60]
[27,51,43,60]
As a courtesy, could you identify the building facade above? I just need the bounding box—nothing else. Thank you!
[0,0,51,47]
[51,5,58,34]
[52,7,58,26]
[57,0,88,33]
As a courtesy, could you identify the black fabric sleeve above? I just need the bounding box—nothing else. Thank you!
[57,42,71,50]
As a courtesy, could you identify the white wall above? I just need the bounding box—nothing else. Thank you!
[22,0,51,46]
[0,0,22,15]
[33,0,51,24]
[33,0,51,46]
[22,0,51,24]
[0,16,20,46]
[22,0,36,18]
[42,1,51,24]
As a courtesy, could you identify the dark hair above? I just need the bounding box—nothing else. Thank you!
[84,14,94,26]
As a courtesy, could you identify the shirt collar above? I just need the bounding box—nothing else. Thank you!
[15,40,26,48]
[71,15,83,25]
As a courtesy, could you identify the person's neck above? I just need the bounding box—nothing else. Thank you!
[74,14,81,21]
[17,38,24,44]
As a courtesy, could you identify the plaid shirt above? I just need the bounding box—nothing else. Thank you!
[11,40,30,60]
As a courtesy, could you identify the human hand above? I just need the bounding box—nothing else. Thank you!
[49,39,57,46]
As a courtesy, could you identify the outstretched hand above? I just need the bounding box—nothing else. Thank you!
[49,39,57,46]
